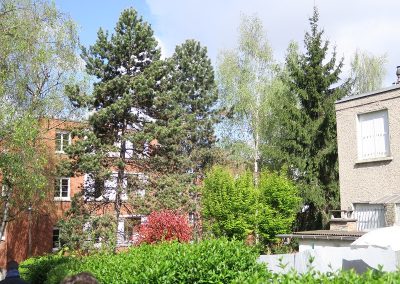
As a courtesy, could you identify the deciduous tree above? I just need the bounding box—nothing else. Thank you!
[217,15,283,181]
[350,50,387,95]
[0,0,81,239]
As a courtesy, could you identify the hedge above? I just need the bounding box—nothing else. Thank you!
[21,239,268,284]
[20,239,400,284]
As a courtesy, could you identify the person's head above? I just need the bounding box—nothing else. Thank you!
[61,272,99,284]
[6,260,19,271]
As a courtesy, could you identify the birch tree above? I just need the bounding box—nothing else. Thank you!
[0,0,81,240]
[350,50,387,95]
[217,15,283,182]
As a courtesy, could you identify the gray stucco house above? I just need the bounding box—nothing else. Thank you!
[335,84,400,231]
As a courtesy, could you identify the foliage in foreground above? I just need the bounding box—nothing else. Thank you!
[21,239,267,284]
[20,238,400,284]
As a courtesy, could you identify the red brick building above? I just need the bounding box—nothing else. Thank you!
[0,118,85,267]
[0,118,198,267]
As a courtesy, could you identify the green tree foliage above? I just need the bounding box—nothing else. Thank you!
[201,166,300,246]
[133,39,219,214]
[217,15,284,178]
[350,50,387,95]
[64,8,161,248]
[257,171,300,243]
[269,8,351,229]
[201,166,257,240]
[0,116,48,240]
[0,0,82,119]
[0,0,81,239]
[58,196,117,253]
[64,9,218,248]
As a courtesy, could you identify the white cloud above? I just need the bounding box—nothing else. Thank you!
[155,36,168,59]
[145,0,400,86]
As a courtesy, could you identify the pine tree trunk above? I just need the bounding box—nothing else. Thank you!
[114,124,127,253]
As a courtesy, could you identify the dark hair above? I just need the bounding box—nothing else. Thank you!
[60,272,99,284]
[6,260,19,271]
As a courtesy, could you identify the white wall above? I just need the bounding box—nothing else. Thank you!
[259,247,399,274]
[299,239,354,252]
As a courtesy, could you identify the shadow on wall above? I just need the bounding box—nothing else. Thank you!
[342,259,376,274]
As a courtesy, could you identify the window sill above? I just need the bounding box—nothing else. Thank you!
[54,197,71,202]
[355,156,393,164]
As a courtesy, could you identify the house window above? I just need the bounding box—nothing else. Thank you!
[117,216,142,245]
[55,131,71,153]
[357,110,390,160]
[52,228,60,251]
[54,178,70,201]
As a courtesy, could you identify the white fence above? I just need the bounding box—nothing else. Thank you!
[258,247,400,274]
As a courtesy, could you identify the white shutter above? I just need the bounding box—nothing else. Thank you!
[117,219,125,244]
[125,140,133,158]
[104,173,117,200]
[360,118,374,158]
[373,115,387,157]
[358,110,389,159]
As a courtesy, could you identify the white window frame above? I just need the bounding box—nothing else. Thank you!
[86,172,146,201]
[118,215,144,245]
[357,110,390,161]
[55,131,71,153]
[54,177,70,201]
[52,227,61,251]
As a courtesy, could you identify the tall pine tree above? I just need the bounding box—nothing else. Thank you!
[132,40,219,216]
[271,8,351,230]
[64,8,160,249]
[63,9,219,246]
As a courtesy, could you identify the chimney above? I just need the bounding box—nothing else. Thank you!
[396,66,400,84]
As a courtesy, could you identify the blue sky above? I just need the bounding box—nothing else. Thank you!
[55,0,400,86]
[55,1,154,48]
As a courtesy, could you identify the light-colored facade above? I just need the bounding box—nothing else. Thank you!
[335,85,400,230]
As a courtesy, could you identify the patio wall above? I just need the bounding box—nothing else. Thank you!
[258,247,399,274]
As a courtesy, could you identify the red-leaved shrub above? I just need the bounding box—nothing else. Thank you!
[137,210,192,244]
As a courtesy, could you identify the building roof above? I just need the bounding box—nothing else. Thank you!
[277,230,365,241]
[371,193,400,204]
[336,84,400,104]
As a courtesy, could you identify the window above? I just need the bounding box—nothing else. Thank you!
[54,178,70,201]
[84,172,147,201]
[55,131,71,153]
[117,216,142,245]
[357,110,390,160]
[52,228,60,251]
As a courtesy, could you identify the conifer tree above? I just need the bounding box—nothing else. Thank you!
[64,8,161,248]
[133,40,219,215]
[64,9,218,246]
[271,8,351,229]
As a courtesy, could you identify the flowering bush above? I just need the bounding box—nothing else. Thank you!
[137,210,192,244]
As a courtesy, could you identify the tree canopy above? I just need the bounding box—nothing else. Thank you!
[268,7,351,229]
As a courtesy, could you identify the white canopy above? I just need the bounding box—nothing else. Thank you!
[351,225,400,251]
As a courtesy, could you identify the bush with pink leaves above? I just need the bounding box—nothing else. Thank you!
[137,210,192,244]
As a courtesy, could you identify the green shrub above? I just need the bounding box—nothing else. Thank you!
[20,254,72,284]
[41,239,268,284]
[21,240,400,284]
